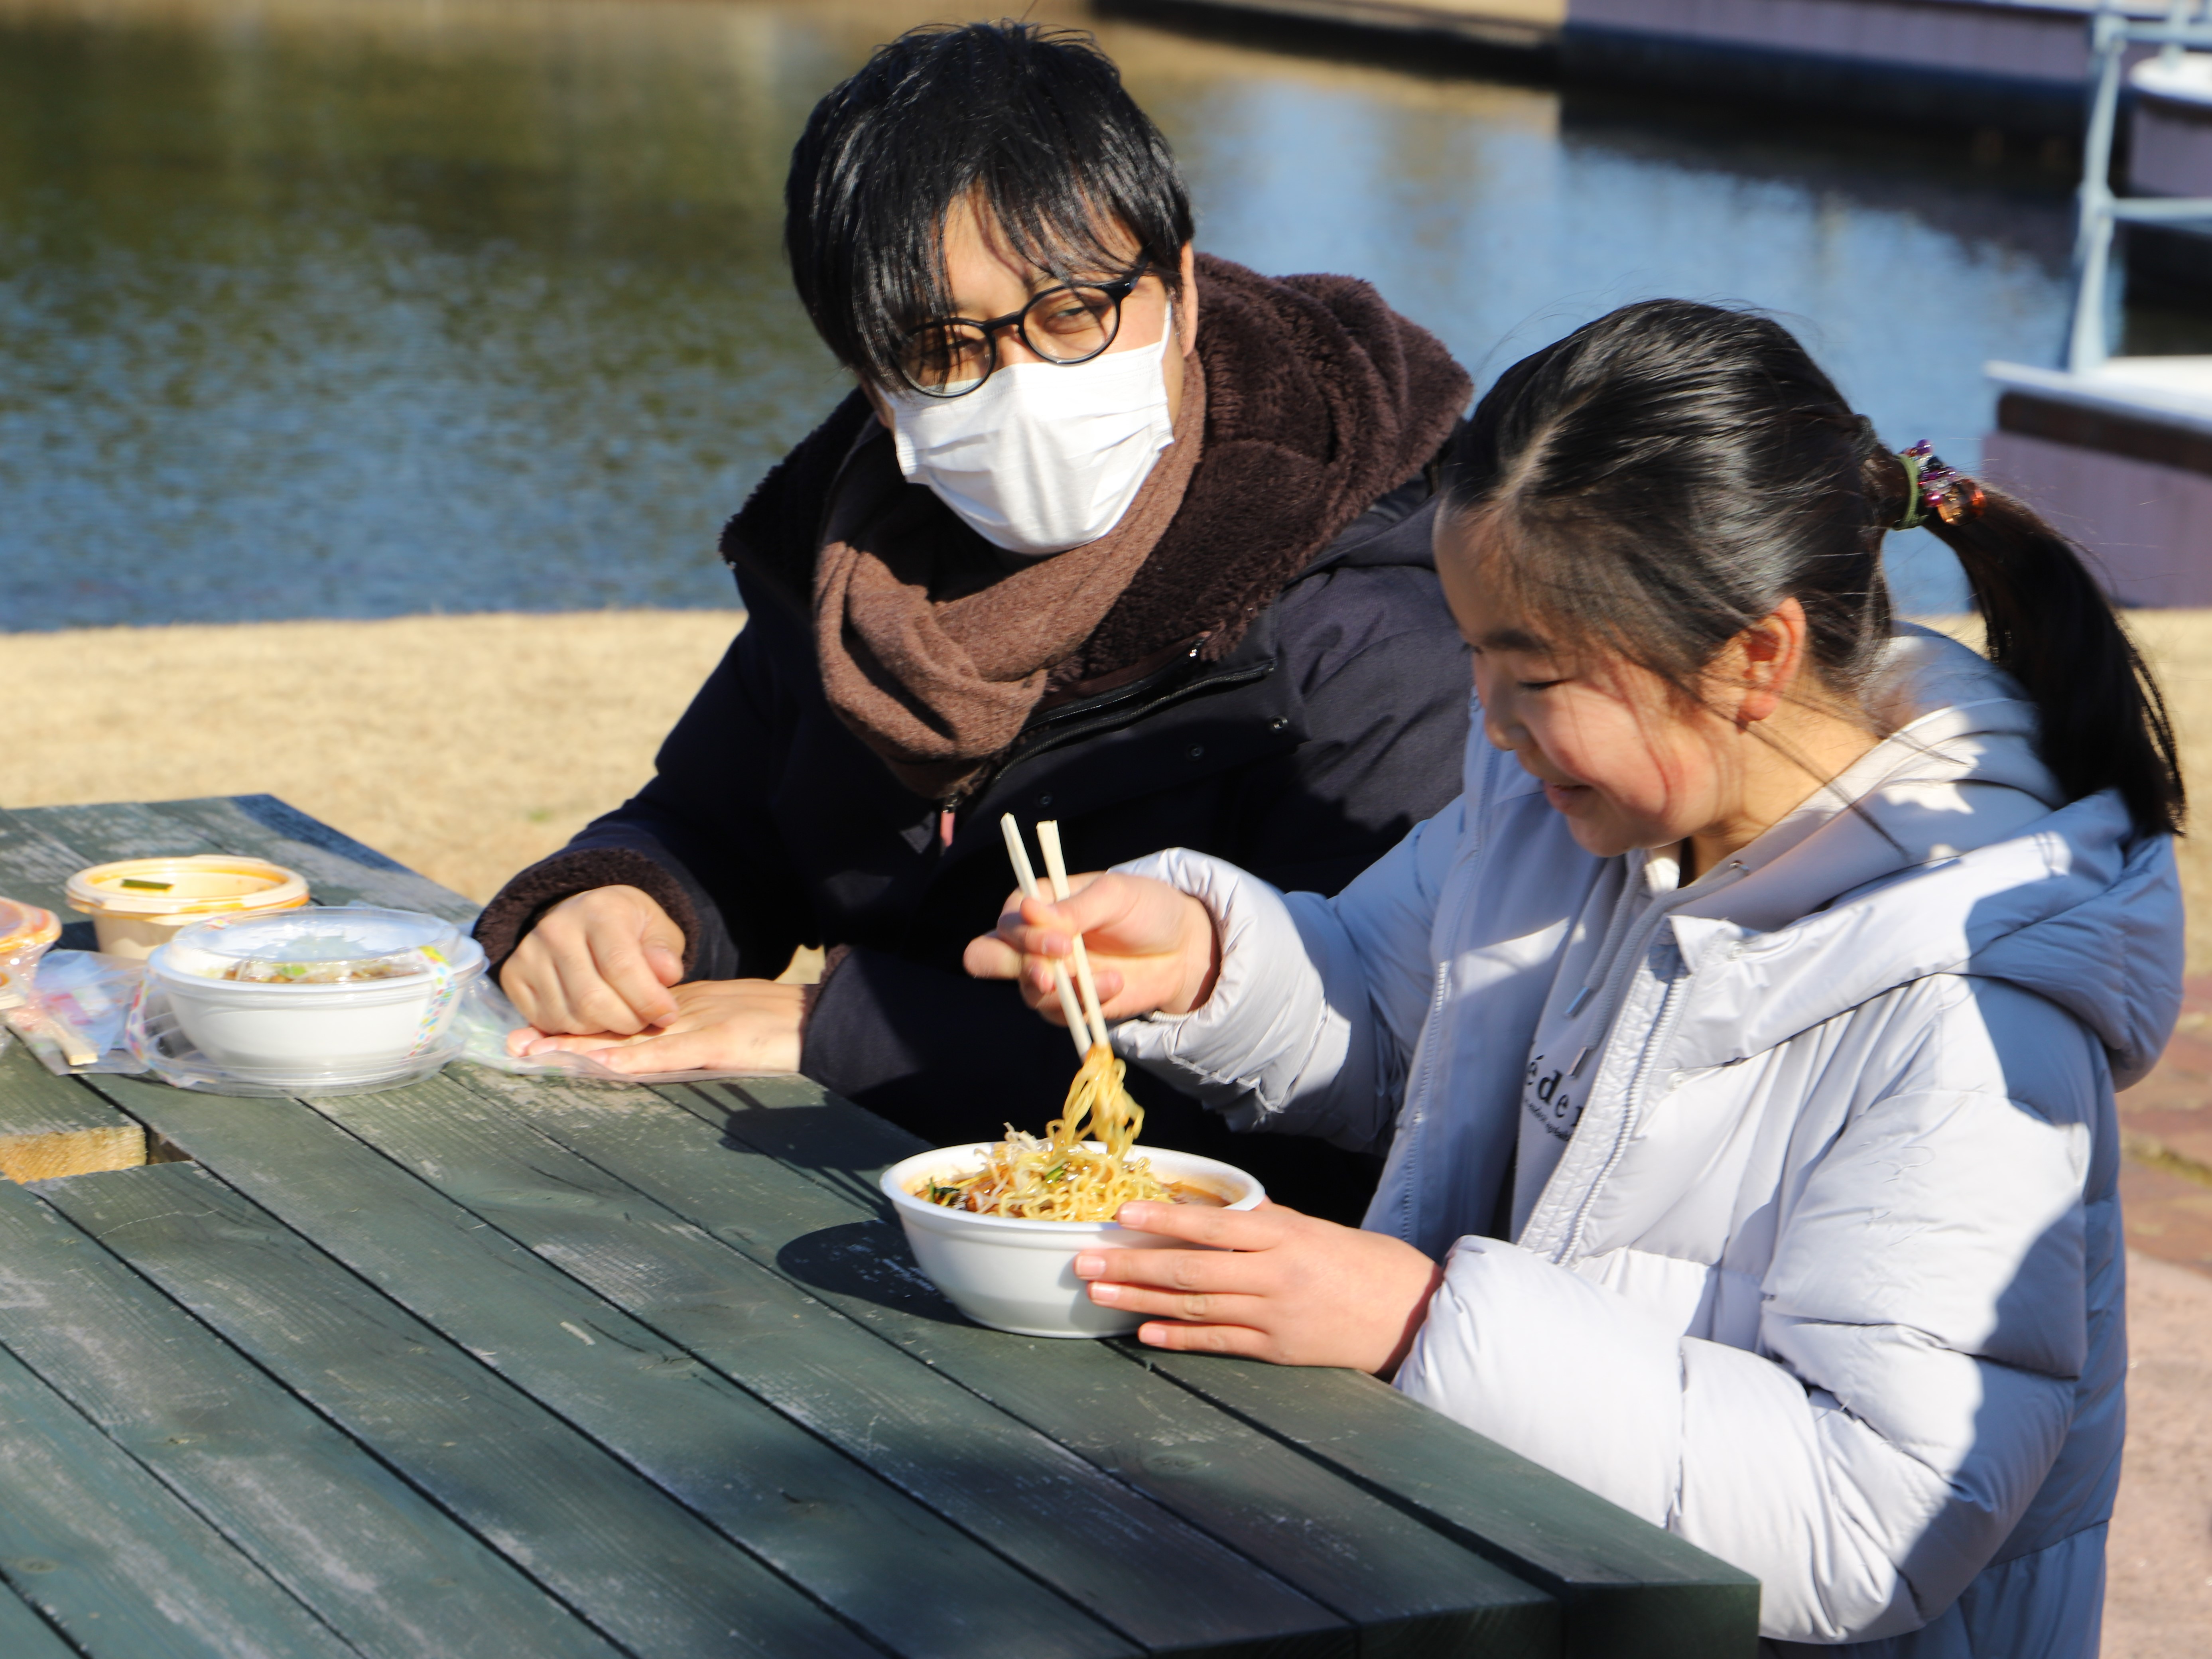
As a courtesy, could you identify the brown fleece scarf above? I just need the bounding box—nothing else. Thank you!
[813,358,1208,800]
[737,255,1471,803]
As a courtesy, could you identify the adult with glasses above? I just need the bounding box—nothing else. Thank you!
[469,21,1474,1219]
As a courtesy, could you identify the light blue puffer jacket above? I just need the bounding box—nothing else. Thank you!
[1116,629,2181,1655]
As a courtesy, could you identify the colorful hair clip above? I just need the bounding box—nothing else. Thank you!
[1895,441,1987,530]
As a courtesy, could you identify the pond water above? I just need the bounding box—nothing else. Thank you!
[0,0,2105,628]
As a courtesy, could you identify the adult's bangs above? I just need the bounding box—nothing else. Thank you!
[786,24,1192,388]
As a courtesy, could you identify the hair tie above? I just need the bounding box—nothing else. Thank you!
[1893,441,1986,531]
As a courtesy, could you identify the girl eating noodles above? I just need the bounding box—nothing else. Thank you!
[969,300,2182,1657]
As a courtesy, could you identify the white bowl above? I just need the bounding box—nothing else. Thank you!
[880,1143,1265,1338]
[148,936,484,1084]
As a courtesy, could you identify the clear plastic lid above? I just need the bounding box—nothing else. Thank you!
[67,855,308,919]
[0,898,63,1011]
[0,898,61,957]
[169,906,467,985]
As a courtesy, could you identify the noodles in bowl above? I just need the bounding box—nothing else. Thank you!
[887,812,1261,1337]
[918,1042,1175,1221]
[882,1048,1264,1338]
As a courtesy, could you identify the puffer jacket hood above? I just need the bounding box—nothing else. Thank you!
[1650,629,2179,1088]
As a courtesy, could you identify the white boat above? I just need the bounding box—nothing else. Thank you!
[1981,5,2212,608]
[1562,0,2157,134]
[2133,34,2212,193]
[1985,357,2212,604]
[1146,0,2168,132]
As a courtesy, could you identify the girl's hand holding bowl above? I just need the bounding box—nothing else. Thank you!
[1076,1197,1442,1376]
[965,867,1442,1372]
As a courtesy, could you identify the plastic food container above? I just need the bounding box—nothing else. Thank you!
[146,906,484,1089]
[67,856,310,960]
[0,897,62,1011]
[880,1143,1265,1338]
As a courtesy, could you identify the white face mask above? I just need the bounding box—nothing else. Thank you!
[885,315,1177,559]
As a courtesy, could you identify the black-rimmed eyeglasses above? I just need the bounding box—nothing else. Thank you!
[896,262,1154,398]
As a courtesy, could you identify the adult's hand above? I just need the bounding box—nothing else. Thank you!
[499,884,687,1036]
[508,978,806,1075]
[1073,1200,1444,1375]
[961,871,1220,1021]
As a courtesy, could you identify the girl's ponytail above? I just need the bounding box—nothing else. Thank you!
[1903,461,2186,836]
[1446,301,2186,840]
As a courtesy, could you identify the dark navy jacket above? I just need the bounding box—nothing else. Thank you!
[480,483,1470,1222]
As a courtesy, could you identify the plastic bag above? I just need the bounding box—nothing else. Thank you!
[130,979,459,1097]
[0,897,61,1012]
[129,972,775,1095]
[6,951,147,1076]
[129,906,481,1097]
[453,979,781,1084]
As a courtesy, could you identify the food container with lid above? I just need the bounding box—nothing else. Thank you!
[67,855,310,960]
[145,906,484,1090]
[0,897,62,1011]
[880,1143,1265,1338]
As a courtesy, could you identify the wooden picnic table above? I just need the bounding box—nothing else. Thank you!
[0,795,1760,1659]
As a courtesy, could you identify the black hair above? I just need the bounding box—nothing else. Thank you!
[784,22,1194,389]
[1440,299,2184,836]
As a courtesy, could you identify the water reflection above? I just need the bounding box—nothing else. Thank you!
[1,0,2089,628]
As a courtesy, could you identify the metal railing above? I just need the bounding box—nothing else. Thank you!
[2069,1,2212,370]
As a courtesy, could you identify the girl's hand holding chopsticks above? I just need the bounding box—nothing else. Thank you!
[962,868,1222,1023]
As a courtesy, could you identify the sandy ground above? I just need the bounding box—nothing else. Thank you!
[3,605,2210,1646]
[2107,1252,2212,1659]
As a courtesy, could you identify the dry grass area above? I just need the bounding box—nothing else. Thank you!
[9,605,2210,950]
[0,610,744,904]
[2118,612,2212,973]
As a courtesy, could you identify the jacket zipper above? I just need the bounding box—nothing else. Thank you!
[1394,737,1492,1242]
[1521,857,1747,1258]
[1560,857,1748,1081]
[1561,867,1655,1074]
[1554,926,1701,1265]
[953,655,1281,843]
[1393,958,1456,1242]
[1001,656,1276,772]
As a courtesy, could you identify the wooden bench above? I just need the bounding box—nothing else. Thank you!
[0,794,1759,1658]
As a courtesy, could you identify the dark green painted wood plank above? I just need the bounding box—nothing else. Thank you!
[0,1329,357,1659]
[18,802,1324,1656]
[0,1042,146,1152]
[8,799,228,864]
[0,806,100,915]
[669,1077,1758,1659]
[19,797,1732,1651]
[84,1073,1339,1659]
[441,1067,1558,1659]
[0,794,473,924]
[0,1580,84,1659]
[0,795,460,932]
[37,1160,881,1659]
[1128,1355,1760,1659]
[320,1068,1543,1659]
[139,797,478,922]
[0,1176,625,1659]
